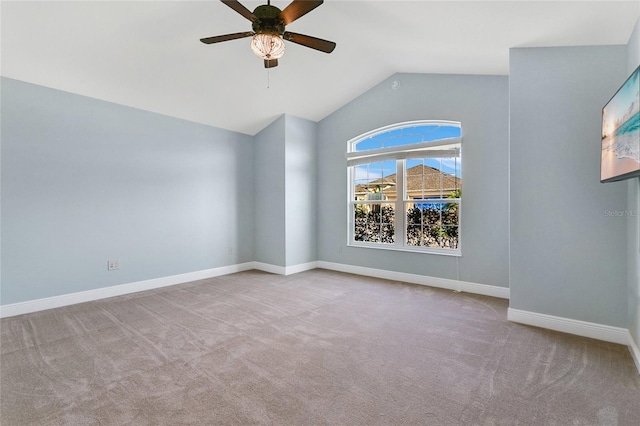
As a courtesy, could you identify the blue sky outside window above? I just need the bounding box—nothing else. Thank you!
[354,124,462,180]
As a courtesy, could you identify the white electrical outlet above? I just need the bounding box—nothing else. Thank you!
[107,260,119,271]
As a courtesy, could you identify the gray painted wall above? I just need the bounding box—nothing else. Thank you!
[284,115,317,267]
[509,46,629,327]
[1,77,254,305]
[253,116,286,267]
[3,35,637,340]
[316,73,510,288]
[253,114,318,268]
[626,19,640,346]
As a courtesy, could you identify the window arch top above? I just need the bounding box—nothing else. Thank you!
[350,120,461,153]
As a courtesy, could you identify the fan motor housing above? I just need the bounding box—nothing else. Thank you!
[252,5,285,35]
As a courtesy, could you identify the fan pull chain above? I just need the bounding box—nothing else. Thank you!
[267,69,270,89]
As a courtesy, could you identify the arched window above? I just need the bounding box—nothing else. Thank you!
[347,120,462,255]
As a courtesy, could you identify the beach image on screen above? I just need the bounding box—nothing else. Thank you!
[601,67,640,181]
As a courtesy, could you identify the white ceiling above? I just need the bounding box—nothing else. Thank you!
[2,1,639,135]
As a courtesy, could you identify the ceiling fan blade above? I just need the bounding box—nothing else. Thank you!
[283,32,336,53]
[264,59,279,68]
[280,0,324,25]
[220,0,257,22]
[200,31,254,44]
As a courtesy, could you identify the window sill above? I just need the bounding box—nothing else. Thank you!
[348,242,461,257]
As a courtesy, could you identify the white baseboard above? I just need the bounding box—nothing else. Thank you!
[316,261,510,299]
[252,261,318,276]
[0,262,255,318]
[284,261,318,275]
[0,261,506,318]
[0,260,329,318]
[252,262,287,275]
[628,331,640,375]
[507,308,629,346]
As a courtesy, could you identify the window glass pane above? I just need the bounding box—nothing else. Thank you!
[353,203,395,243]
[440,226,459,249]
[423,226,441,248]
[381,160,397,200]
[442,201,459,226]
[406,158,423,171]
[436,157,462,194]
[406,159,425,200]
[355,124,461,152]
[379,203,395,243]
[406,202,459,248]
[407,157,462,200]
[406,206,423,246]
[355,161,397,201]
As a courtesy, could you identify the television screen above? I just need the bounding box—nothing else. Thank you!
[601,65,640,183]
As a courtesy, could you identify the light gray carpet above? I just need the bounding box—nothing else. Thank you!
[1,269,639,425]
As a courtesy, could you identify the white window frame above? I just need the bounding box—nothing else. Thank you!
[346,120,462,256]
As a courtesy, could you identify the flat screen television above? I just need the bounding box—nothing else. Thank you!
[601,65,640,183]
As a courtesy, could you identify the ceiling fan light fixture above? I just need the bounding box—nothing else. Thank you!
[201,1,335,68]
[250,34,285,60]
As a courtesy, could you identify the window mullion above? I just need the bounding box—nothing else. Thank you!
[348,166,354,244]
[396,160,405,248]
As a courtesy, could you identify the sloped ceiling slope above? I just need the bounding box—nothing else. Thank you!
[2,1,639,135]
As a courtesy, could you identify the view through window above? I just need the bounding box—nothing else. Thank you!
[347,121,462,255]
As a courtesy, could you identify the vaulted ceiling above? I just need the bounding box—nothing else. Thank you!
[2,1,639,135]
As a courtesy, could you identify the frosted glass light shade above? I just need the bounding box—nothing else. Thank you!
[251,34,285,60]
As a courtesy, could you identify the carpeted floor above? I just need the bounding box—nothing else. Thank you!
[1,269,639,425]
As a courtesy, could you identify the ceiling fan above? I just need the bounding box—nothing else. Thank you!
[200,0,336,68]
